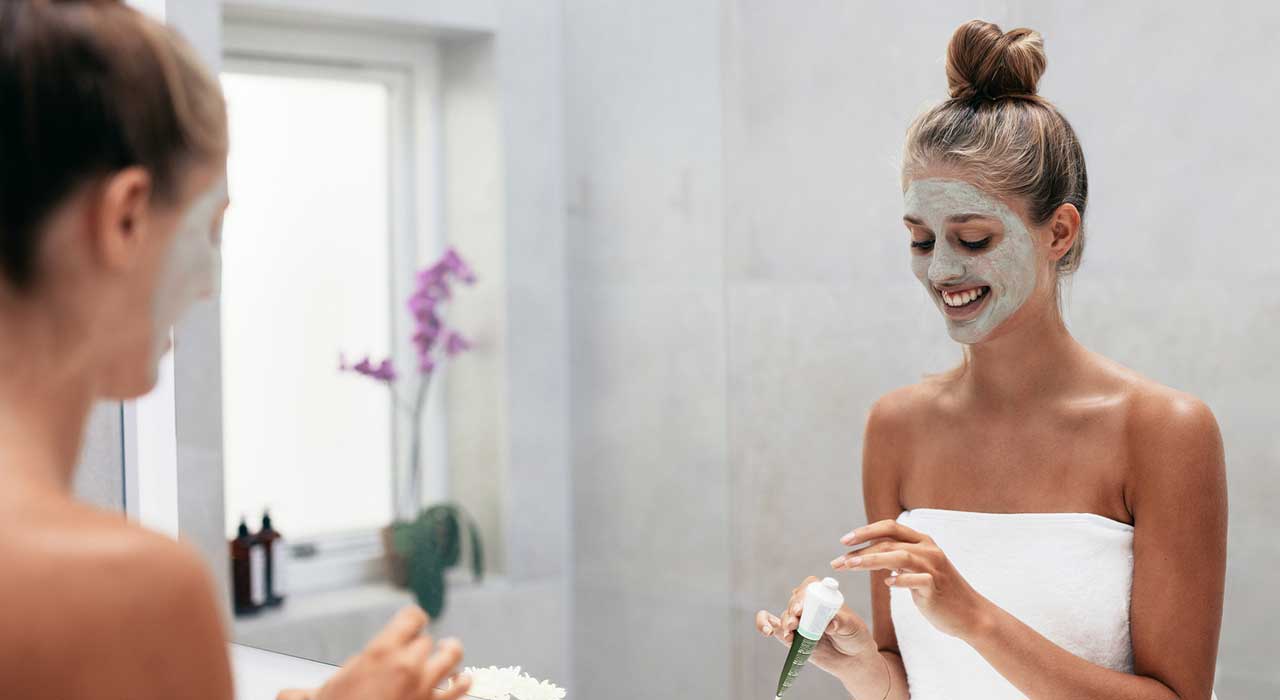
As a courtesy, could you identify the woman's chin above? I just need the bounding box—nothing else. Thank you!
[98,360,163,400]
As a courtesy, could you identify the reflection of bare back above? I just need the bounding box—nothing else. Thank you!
[0,481,233,700]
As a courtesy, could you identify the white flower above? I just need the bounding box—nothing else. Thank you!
[458,665,566,700]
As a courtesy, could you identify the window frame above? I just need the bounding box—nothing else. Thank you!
[220,17,448,598]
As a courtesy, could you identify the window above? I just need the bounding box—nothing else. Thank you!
[220,20,443,593]
[221,69,395,539]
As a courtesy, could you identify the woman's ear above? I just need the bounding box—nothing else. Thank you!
[1046,202,1081,263]
[94,166,153,272]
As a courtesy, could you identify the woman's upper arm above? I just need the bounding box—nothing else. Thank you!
[1127,392,1226,700]
[862,390,912,654]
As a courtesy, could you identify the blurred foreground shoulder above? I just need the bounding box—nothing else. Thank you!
[111,528,234,700]
[39,516,234,700]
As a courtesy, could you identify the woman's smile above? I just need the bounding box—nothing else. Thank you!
[937,284,991,320]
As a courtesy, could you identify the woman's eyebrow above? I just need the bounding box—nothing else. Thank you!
[902,213,997,225]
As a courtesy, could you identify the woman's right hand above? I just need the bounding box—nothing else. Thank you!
[754,576,875,675]
[278,606,472,700]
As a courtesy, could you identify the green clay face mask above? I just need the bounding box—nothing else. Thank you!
[903,178,1038,344]
[151,176,225,363]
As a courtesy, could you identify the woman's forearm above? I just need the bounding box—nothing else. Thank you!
[966,601,1182,700]
[832,648,909,700]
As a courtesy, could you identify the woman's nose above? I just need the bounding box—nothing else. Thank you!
[928,245,966,283]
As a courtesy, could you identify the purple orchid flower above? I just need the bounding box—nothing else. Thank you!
[341,354,397,383]
[338,248,476,521]
[444,332,471,357]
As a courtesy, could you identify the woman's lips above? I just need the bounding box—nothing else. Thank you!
[936,285,991,321]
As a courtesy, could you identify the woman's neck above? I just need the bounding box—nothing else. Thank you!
[0,304,95,495]
[958,297,1086,409]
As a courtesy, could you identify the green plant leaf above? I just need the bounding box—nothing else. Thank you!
[432,506,461,567]
[406,539,447,618]
[414,504,460,570]
[467,516,484,581]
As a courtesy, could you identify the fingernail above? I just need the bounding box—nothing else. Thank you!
[840,531,858,545]
[763,626,772,635]
[829,556,844,568]
[792,602,802,614]
[847,556,862,567]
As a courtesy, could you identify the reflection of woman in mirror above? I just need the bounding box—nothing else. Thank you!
[0,2,469,699]
[756,20,1225,700]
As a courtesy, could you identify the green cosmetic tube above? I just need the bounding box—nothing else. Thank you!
[774,577,844,700]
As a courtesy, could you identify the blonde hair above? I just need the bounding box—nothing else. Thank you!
[902,19,1089,276]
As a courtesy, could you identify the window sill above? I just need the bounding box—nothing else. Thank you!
[231,574,512,665]
[234,580,416,636]
[233,575,567,677]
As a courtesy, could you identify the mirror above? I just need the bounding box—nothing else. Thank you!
[175,4,1271,700]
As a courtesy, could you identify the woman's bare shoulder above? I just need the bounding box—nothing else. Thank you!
[1123,379,1223,471]
[861,381,945,515]
[866,379,946,436]
[1085,351,1221,443]
[1088,357,1227,515]
[0,501,232,699]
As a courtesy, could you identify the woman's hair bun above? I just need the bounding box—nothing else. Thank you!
[945,20,1046,101]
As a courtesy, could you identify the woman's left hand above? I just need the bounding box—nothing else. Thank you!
[831,519,992,640]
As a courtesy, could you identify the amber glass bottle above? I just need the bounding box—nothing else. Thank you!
[230,517,258,617]
[257,511,285,607]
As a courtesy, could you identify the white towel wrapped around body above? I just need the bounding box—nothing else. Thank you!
[889,508,1217,700]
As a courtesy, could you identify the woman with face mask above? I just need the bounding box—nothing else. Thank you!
[0,2,471,699]
[755,20,1224,700]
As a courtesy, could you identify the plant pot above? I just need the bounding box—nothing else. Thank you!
[381,523,409,588]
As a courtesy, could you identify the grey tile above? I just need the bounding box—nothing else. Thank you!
[570,284,730,597]
[563,0,723,285]
[574,582,730,700]
[178,446,230,620]
[175,299,225,455]
[73,401,125,512]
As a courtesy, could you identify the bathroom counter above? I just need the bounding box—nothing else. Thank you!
[231,642,484,699]
[231,643,336,698]
[232,577,568,684]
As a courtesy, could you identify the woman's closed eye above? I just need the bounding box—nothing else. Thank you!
[910,236,992,252]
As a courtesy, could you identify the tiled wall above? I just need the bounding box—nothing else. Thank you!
[564,1,732,698]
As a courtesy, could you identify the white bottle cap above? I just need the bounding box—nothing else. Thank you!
[796,577,844,641]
